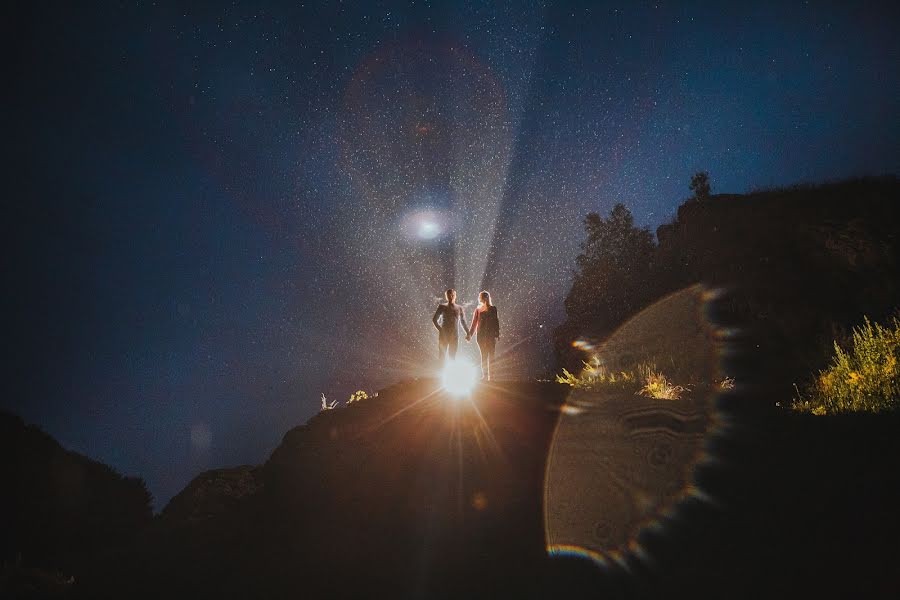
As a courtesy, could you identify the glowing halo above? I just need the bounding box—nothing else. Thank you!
[399,208,451,241]
[440,358,479,396]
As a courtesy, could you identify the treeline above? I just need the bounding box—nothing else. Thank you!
[554,175,900,396]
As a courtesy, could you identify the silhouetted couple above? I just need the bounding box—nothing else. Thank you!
[432,288,501,381]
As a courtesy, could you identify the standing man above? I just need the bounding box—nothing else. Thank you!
[432,288,469,362]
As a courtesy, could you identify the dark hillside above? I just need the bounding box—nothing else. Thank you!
[658,178,900,395]
[74,377,900,599]
[88,380,570,599]
[0,412,152,575]
[558,177,900,398]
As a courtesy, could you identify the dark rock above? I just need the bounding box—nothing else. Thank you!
[161,466,262,525]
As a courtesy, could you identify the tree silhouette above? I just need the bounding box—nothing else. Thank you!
[554,203,657,368]
[689,171,711,200]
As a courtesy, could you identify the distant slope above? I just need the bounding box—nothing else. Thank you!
[0,411,152,573]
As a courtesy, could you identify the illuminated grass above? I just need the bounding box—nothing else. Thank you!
[793,316,900,415]
[556,360,690,399]
[637,369,685,400]
[555,359,640,392]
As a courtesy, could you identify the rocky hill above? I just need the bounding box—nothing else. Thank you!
[6,377,900,599]
[67,377,898,600]
[88,379,570,598]
[656,177,900,393]
[0,411,152,586]
[557,176,900,397]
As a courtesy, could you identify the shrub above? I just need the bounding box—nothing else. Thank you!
[793,316,900,414]
[718,377,735,390]
[555,359,639,392]
[347,390,369,404]
[638,369,685,400]
[556,360,689,400]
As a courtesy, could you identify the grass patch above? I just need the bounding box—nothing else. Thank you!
[556,360,694,399]
[638,370,685,400]
[793,316,900,415]
[555,360,640,392]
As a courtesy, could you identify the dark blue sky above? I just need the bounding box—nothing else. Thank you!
[8,1,899,508]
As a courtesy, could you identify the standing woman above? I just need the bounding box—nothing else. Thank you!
[468,291,500,381]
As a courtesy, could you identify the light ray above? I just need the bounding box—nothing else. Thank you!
[373,387,443,430]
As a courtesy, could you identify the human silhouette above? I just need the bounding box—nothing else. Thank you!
[467,291,500,380]
[432,288,470,362]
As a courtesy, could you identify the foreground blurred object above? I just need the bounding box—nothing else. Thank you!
[545,285,724,565]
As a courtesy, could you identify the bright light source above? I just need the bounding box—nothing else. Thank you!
[419,221,440,239]
[400,208,449,241]
[441,358,479,396]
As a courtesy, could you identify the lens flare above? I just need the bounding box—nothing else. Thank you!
[544,284,729,568]
[441,358,479,396]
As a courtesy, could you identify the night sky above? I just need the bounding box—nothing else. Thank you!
[8,1,899,508]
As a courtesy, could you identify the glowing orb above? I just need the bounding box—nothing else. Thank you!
[399,208,452,241]
[441,359,479,396]
[419,220,440,239]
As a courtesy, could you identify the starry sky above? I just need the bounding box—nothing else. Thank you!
[7,1,899,508]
